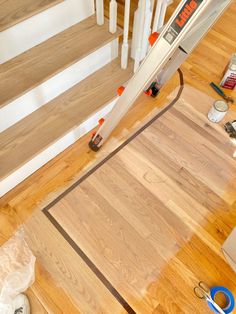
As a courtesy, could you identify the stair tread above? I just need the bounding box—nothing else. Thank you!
[0,58,133,180]
[0,15,122,109]
[0,0,63,32]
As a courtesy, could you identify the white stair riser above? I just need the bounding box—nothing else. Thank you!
[0,39,119,133]
[0,0,94,64]
[0,97,118,197]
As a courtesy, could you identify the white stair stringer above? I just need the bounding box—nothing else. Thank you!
[0,97,118,197]
[0,0,94,64]
[0,39,119,133]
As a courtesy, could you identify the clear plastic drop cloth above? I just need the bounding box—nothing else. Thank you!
[0,228,36,314]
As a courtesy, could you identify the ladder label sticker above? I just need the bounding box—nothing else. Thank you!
[164,0,204,44]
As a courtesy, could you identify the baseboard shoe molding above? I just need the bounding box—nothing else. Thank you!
[0,39,119,133]
[0,0,94,64]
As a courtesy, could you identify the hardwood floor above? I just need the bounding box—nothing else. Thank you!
[1,1,236,313]
[26,213,127,314]
[25,86,236,313]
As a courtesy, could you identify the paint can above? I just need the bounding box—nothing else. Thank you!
[220,53,236,90]
[208,100,229,123]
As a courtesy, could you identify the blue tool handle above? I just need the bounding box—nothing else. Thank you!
[210,82,226,97]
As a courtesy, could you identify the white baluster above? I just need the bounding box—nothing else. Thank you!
[150,0,157,31]
[131,0,152,72]
[152,0,169,32]
[140,0,152,59]
[133,0,146,72]
[158,0,168,28]
[130,4,139,60]
[152,0,163,32]
[96,0,104,25]
[121,0,131,69]
[109,0,117,33]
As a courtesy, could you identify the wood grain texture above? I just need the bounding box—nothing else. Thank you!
[0,58,133,179]
[25,289,48,314]
[47,86,236,313]
[25,211,126,314]
[0,1,236,313]
[0,0,63,32]
[30,261,81,314]
[0,15,122,109]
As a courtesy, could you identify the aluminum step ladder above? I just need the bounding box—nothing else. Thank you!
[89,0,233,151]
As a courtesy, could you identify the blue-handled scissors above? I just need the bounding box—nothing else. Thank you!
[194,281,225,314]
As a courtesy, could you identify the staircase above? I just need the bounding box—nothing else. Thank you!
[0,0,134,197]
[0,0,173,197]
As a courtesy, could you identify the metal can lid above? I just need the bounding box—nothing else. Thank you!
[231,64,236,71]
[232,53,236,62]
[214,100,229,112]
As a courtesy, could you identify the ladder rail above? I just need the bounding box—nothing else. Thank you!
[159,0,233,86]
[89,0,233,151]
[182,0,233,53]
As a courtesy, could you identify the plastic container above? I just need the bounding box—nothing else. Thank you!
[208,100,229,123]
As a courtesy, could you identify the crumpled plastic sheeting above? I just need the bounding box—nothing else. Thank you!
[0,228,36,313]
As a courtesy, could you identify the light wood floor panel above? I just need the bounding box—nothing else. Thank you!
[25,211,126,314]
[45,86,236,313]
[30,262,80,314]
[0,16,122,109]
[25,289,47,314]
[0,58,133,179]
[0,0,63,32]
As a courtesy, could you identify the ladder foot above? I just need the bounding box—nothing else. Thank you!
[145,82,160,98]
[89,139,101,152]
[89,133,103,151]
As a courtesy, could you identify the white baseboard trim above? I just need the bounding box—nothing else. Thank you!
[0,0,94,64]
[0,97,118,197]
[0,39,119,133]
